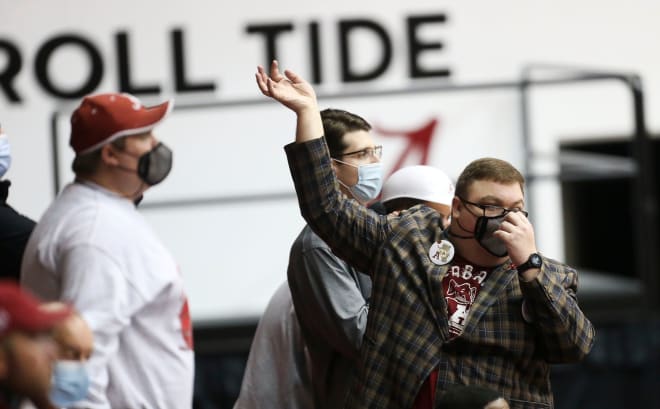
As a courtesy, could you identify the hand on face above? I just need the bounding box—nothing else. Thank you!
[1,332,58,407]
[492,210,537,266]
[255,60,318,113]
[53,314,93,361]
[41,303,93,361]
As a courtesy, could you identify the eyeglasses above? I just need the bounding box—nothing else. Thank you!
[459,196,528,218]
[338,145,383,160]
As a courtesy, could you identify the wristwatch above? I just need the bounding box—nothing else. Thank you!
[516,252,542,274]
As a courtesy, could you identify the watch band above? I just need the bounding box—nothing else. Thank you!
[516,253,542,274]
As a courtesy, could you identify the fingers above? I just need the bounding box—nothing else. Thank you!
[494,212,537,263]
[266,77,278,96]
[270,60,284,82]
[255,65,270,95]
[501,211,528,229]
[255,75,268,96]
[256,60,289,97]
[498,213,532,237]
[284,69,303,84]
[499,219,519,234]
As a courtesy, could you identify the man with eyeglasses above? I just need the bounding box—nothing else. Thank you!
[284,107,382,409]
[256,61,595,409]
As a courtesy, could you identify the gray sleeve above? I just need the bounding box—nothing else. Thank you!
[289,241,369,359]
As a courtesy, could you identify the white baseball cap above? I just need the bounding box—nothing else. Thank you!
[381,165,455,206]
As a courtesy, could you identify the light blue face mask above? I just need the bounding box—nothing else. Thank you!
[0,134,11,178]
[50,360,91,407]
[333,159,383,203]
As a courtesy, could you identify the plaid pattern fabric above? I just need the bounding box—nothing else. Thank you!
[285,138,595,409]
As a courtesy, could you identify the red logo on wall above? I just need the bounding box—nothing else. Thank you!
[375,117,439,175]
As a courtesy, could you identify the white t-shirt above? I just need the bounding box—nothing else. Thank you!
[21,181,194,409]
[233,281,313,409]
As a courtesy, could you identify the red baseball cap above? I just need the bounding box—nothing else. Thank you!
[70,93,173,155]
[0,281,72,338]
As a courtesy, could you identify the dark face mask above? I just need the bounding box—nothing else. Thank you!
[474,214,508,257]
[136,142,172,185]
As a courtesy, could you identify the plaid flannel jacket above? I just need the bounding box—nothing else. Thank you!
[285,138,595,409]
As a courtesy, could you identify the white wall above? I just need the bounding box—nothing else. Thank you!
[1,0,658,321]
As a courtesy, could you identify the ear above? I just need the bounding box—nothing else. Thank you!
[100,144,121,166]
[330,158,338,175]
[451,196,461,218]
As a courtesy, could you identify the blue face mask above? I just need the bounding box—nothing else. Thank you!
[333,159,383,203]
[0,134,11,178]
[50,360,91,407]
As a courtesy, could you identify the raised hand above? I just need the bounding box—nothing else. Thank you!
[493,211,539,279]
[255,60,318,114]
[256,60,324,143]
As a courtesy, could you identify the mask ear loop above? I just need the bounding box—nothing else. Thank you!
[112,149,147,200]
[330,157,356,195]
[331,157,357,169]
[450,200,477,239]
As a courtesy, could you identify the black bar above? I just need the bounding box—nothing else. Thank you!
[630,76,659,309]
[519,64,657,311]
[50,112,61,195]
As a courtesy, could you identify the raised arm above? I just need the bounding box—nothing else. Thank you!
[257,61,393,274]
[255,60,323,144]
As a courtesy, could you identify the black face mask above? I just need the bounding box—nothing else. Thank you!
[136,142,172,186]
[474,214,508,257]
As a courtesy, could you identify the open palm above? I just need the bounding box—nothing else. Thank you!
[256,60,317,113]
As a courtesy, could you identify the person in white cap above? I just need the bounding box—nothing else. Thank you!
[380,165,455,228]
[21,93,194,409]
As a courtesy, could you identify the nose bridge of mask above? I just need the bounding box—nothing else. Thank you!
[477,214,504,237]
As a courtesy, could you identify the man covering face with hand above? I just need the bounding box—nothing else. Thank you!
[256,60,595,409]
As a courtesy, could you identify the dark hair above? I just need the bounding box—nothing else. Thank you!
[321,108,371,158]
[383,197,425,214]
[455,158,524,199]
[437,385,504,409]
[71,137,126,176]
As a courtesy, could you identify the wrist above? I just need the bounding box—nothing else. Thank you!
[515,252,542,278]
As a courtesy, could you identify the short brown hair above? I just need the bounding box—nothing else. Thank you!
[321,108,371,158]
[71,137,126,176]
[455,157,525,199]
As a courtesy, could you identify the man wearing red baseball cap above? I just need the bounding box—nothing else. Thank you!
[0,281,71,409]
[21,93,194,409]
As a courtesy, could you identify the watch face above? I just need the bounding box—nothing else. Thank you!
[530,253,542,267]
